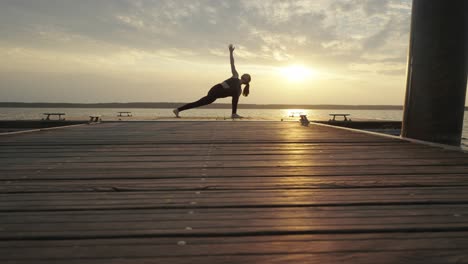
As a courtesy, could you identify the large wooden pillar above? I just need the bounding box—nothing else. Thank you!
[402,0,468,146]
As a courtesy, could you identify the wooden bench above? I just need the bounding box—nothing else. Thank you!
[329,114,351,121]
[89,115,101,123]
[117,112,132,117]
[42,113,66,121]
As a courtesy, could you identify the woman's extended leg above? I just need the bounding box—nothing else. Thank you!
[177,94,217,112]
[173,84,223,117]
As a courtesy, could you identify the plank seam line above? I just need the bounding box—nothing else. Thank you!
[0,123,88,136]
[3,227,468,241]
[4,184,468,194]
[0,248,466,261]
[0,140,408,147]
[2,164,468,173]
[2,201,468,212]
[2,171,467,181]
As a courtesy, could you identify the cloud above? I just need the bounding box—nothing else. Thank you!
[0,0,411,65]
[332,0,391,15]
[0,0,413,103]
[362,0,391,15]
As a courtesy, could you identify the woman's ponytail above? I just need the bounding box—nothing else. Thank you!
[242,83,250,97]
[240,73,251,97]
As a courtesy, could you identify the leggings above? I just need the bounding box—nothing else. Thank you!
[178,84,222,112]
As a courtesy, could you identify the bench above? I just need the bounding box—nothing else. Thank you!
[42,113,66,121]
[118,112,132,117]
[89,115,101,123]
[329,114,351,121]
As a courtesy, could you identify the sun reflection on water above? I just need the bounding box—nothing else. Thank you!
[285,109,309,118]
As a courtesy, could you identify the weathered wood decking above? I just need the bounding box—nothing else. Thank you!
[1,121,468,263]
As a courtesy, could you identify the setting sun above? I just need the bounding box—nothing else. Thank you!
[279,65,317,82]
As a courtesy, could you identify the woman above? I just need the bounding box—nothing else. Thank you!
[173,44,251,119]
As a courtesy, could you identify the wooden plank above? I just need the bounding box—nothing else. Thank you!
[1,233,468,263]
[1,187,468,212]
[3,215,468,240]
[3,174,468,193]
[1,121,468,263]
[0,143,433,152]
[1,205,467,240]
[2,205,466,223]
[1,153,467,164]
[3,157,468,171]
[3,166,468,181]
[0,146,464,157]
[3,251,467,264]
[0,122,405,145]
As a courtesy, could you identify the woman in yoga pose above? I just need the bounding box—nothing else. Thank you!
[173,44,251,119]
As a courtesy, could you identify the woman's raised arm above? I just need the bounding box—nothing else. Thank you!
[229,44,239,78]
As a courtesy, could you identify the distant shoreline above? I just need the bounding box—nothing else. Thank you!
[0,102,406,110]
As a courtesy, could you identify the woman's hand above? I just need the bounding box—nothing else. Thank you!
[229,44,238,77]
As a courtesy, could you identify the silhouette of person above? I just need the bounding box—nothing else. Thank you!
[173,44,251,119]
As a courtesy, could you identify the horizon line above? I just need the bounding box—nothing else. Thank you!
[0,102,404,106]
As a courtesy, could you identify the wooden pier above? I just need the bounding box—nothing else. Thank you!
[1,121,468,263]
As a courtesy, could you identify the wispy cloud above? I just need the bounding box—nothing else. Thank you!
[0,0,413,103]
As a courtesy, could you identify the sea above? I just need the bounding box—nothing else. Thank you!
[1,107,468,148]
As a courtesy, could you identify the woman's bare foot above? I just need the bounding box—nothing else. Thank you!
[173,109,180,118]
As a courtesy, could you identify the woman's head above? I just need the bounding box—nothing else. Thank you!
[241,74,251,84]
[241,73,251,97]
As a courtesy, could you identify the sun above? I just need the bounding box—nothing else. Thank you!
[279,65,317,82]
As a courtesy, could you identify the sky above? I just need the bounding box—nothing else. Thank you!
[0,0,414,105]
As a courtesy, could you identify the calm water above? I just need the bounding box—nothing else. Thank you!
[1,107,468,147]
[0,107,404,121]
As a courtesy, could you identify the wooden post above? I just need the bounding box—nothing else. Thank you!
[402,0,468,146]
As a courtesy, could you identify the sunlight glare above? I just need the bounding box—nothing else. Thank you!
[279,65,317,82]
